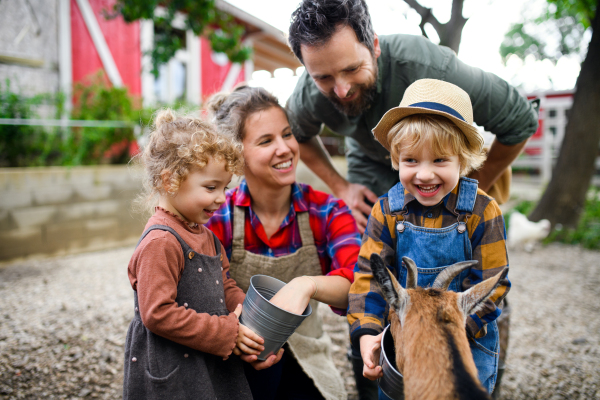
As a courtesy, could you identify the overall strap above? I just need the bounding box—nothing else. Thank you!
[232,206,246,249]
[135,224,191,253]
[388,182,406,213]
[455,177,479,214]
[297,211,315,246]
[212,231,221,255]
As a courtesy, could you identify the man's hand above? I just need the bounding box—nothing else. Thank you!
[334,182,378,234]
[359,333,383,380]
[298,137,377,233]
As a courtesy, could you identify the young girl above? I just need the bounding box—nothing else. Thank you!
[123,109,267,400]
[347,79,511,397]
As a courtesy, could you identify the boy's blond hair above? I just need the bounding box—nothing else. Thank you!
[134,108,244,212]
[387,114,486,176]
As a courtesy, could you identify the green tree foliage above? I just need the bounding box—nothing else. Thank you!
[500,0,597,63]
[501,0,600,229]
[112,0,252,76]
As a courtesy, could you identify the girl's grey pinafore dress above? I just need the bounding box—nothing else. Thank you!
[123,224,252,400]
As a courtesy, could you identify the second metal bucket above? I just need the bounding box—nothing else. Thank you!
[378,324,404,399]
[240,274,312,360]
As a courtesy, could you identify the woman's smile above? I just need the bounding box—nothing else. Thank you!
[273,159,293,171]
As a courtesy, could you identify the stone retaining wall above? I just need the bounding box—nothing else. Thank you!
[0,166,146,261]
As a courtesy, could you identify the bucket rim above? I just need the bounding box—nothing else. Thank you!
[249,274,312,317]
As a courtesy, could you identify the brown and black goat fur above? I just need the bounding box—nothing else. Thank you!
[371,254,508,400]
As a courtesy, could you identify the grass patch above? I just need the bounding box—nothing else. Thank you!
[547,188,600,250]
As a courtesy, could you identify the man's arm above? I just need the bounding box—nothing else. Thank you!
[299,136,378,233]
[469,138,528,192]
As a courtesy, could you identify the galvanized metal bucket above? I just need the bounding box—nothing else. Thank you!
[240,275,312,360]
[378,324,404,399]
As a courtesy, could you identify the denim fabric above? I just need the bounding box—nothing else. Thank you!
[392,180,499,394]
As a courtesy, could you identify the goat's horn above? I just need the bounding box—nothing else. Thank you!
[432,260,479,290]
[401,257,418,289]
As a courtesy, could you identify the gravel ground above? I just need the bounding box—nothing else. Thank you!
[1,243,599,399]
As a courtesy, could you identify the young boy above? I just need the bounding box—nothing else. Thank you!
[347,79,511,396]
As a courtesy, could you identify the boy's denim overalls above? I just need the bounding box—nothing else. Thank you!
[380,177,499,399]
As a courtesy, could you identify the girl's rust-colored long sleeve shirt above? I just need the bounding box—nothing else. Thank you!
[128,208,246,358]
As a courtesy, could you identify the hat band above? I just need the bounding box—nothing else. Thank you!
[408,102,466,122]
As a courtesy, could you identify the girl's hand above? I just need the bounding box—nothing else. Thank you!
[230,304,265,358]
[268,276,315,315]
[360,333,383,380]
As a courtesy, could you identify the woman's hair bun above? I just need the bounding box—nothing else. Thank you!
[206,92,230,115]
[155,109,176,128]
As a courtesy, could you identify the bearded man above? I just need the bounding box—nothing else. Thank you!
[285,1,531,399]
[286,0,538,234]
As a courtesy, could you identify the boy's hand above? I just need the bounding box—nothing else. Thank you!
[230,304,265,359]
[360,333,383,380]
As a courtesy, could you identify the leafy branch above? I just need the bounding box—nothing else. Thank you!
[110,0,252,76]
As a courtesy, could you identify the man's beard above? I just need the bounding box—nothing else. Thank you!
[325,72,378,118]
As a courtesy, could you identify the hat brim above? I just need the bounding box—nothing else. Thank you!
[372,106,484,152]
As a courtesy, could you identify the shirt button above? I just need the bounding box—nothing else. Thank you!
[184,303,188,308]
[427,213,433,218]
[216,280,219,284]
[198,268,202,272]
[220,299,223,303]
[131,357,137,362]
[135,307,138,312]
[184,353,189,358]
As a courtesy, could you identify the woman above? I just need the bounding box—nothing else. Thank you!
[206,86,361,400]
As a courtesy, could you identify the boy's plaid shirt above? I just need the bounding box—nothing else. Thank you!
[347,184,511,348]
[206,179,361,313]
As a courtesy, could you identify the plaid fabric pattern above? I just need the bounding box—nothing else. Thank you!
[348,184,510,347]
[206,179,360,287]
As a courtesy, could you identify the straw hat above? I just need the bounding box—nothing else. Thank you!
[372,79,484,152]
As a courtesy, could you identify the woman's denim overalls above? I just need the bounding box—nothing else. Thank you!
[386,177,499,395]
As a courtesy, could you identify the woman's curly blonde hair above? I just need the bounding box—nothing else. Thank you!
[134,108,244,212]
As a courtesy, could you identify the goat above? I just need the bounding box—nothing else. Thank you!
[370,254,508,400]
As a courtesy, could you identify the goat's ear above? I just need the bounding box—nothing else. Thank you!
[458,268,509,316]
[370,253,408,317]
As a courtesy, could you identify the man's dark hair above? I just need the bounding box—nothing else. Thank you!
[288,0,375,64]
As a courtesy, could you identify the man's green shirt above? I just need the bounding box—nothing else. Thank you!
[286,34,539,167]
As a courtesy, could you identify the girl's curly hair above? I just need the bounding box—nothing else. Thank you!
[134,108,244,213]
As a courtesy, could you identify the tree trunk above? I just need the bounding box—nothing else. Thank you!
[403,0,467,54]
[438,0,467,53]
[529,0,600,227]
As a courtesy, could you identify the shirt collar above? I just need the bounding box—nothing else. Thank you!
[233,179,308,213]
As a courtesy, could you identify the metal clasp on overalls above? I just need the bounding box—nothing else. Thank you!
[456,213,470,234]
[396,210,408,233]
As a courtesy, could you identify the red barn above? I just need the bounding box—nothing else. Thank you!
[64,0,300,106]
